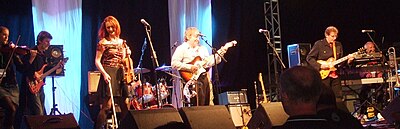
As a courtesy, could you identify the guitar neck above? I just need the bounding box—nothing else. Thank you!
[332,51,357,66]
[39,66,60,79]
[332,56,349,66]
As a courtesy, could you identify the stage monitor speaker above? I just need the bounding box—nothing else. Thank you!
[382,96,400,124]
[24,113,79,129]
[287,43,311,68]
[120,108,184,129]
[247,102,288,129]
[227,104,252,127]
[88,71,101,93]
[179,105,236,129]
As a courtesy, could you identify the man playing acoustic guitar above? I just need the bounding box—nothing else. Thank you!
[171,27,236,106]
[306,26,354,103]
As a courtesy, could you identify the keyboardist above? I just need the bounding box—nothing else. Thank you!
[358,41,385,118]
[358,41,383,78]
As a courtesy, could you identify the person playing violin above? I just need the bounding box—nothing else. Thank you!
[94,16,140,129]
[0,26,26,129]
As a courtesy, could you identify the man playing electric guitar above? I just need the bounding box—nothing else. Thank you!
[171,27,236,106]
[306,26,354,103]
[15,31,53,129]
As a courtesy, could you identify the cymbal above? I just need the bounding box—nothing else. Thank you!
[155,65,173,71]
[134,68,150,74]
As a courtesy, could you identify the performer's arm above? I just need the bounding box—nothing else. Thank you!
[95,40,111,83]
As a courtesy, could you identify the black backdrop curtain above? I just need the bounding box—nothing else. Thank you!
[212,0,267,110]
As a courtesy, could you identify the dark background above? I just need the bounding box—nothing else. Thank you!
[2,0,400,127]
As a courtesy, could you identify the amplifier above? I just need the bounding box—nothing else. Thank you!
[218,90,248,105]
[88,71,101,93]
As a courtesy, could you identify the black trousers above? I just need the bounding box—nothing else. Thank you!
[190,73,210,106]
[322,77,343,102]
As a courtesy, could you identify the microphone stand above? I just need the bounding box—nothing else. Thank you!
[365,32,381,52]
[364,32,387,70]
[200,36,227,98]
[262,31,286,69]
[137,38,147,108]
[143,25,161,108]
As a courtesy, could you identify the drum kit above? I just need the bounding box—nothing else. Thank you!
[130,66,175,110]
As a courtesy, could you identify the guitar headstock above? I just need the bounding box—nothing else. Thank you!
[57,57,69,68]
[356,47,366,55]
[225,40,237,48]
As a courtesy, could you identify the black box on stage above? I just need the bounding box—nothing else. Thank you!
[218,90,248,105]
[287,43,311,68]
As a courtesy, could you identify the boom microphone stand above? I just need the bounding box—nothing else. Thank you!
[142,20,162,108]
[261,30,286,102]
[200,36,227,100]
[137,38,147,108]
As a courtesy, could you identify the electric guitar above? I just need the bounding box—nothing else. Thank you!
[179,41,237,101]
[26,58,68,94]
[258,73,269,103]
[179,40,237,81]
[317,48,364,79]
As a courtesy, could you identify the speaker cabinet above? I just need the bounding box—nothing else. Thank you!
[120,108,184,129]
[382,96,400,124]
[45,45,65,76]
[247,102,288,129]
[227,104,251,127]
[24,113,79,129]
[88,71,101,93]
[179,105,236,129]
[287,43,311,68]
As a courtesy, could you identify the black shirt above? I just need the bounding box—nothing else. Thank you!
[21,46,47,84]
[0,44,25,85]
[306,39,343,71]
[274,115,339,129]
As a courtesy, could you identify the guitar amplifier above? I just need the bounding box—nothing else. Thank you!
[88,71,101,93]
[218,90,248,105]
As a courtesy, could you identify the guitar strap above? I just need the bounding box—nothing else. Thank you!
[333,42,337,60]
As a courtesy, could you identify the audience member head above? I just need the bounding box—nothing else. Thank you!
[280,66,323,116]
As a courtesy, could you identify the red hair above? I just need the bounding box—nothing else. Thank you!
[98,16,121,40]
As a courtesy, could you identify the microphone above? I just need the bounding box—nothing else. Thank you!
[258,29,268,33]
[171,40,178,49]
[198,33,206,37]
[362,30,375,33]
[140,19,150,26]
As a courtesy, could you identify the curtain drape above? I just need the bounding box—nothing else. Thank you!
[31,0,82,120]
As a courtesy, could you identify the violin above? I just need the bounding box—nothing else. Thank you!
[122,42,135,84]
[0,44,30,55]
